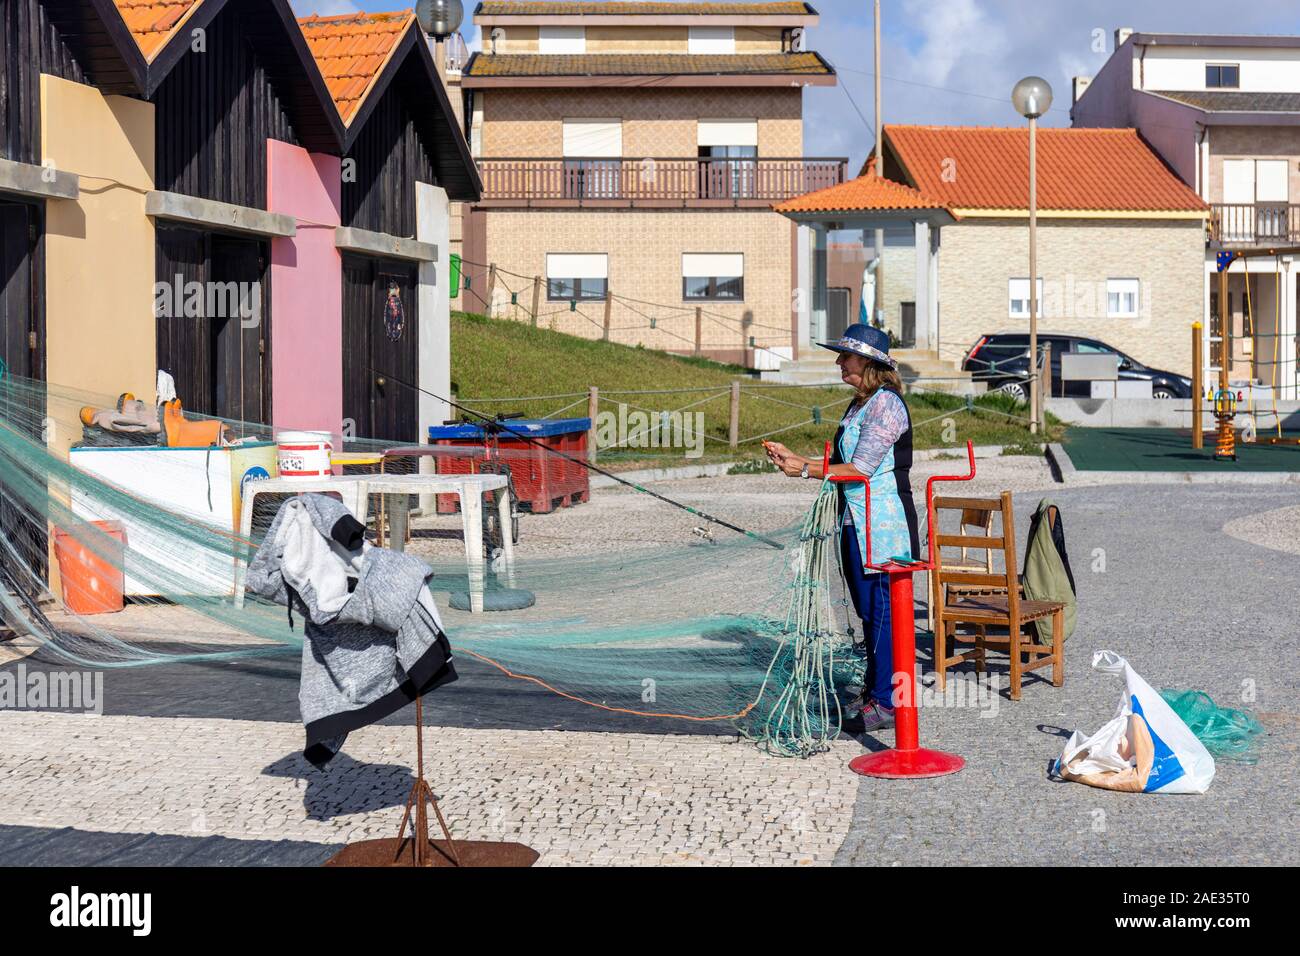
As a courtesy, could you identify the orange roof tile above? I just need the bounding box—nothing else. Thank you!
[112,0,204,59]
[478,1,812,13]
[774,173,949,215]
[885,125,1207,213]
[298,10,416,124]
[466,51,829,77]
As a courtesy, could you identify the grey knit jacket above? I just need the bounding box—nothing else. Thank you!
[244,493,457,767]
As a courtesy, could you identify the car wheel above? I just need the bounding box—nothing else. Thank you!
[1152,387,1177,399]
[996,381,1028,403]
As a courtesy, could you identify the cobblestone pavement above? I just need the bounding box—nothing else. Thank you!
[0,713,859,866]
[2,461,1297,866]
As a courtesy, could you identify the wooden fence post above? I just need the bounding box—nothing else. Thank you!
[485,263,497,317]
[729,381,741,451]
[1192,322,1203,449]
[603,293,612,342]
[587,386,599,464]
[1041,341,1052,416]
[694,307,703,356]
[530,275,541,327]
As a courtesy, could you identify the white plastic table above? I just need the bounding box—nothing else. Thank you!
[235,473,513,613]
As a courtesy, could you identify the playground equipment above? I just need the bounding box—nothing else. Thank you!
[1198,249,1300,452]
[825,439,976,779]
[1213,387,1238,461]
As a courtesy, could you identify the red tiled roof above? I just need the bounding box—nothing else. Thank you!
[465,51,829,76]
[774,173,949,215]
[112,0,204,59]
[298,10,415,124]
[478,2,812,14]
[884,125,1207,213]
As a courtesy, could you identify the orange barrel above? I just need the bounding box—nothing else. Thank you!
[53,520,126,615]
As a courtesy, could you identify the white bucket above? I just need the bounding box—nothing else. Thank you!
[277,430,333,480]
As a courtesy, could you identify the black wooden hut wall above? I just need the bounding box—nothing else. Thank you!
[150,0,316,427]
[339,54,442,445]
[0,0,100,390]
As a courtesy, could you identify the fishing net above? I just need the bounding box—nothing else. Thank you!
[0,373,865,755]
[1159,689,1264,763]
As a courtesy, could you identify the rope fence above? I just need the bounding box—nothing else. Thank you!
[452,379,1038,463]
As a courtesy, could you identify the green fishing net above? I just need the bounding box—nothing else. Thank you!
[0,373,861,756]
[1159,689,1264,763]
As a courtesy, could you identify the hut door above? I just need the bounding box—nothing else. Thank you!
[0,201,38,384]
[342,255,419,443]
[0,200,46,587]
[210,236,270,427]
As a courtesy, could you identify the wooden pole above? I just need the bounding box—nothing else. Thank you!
[1041,341,1052,413]
[729,381,741,450]
[587,386,599,465]
[694,306,703,356]
[486,263,497,318]
[603,293,612,342]
[1192,322,1203,449]
[530,275,541,327]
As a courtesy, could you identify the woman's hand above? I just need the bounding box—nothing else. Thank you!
[764,441,793,464]
[777,455,808,478]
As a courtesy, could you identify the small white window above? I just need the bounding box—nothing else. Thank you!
[1008,278,1043,318]
[683,253,744,301]
[697,119,758,148]
[1107,278,1140,318]
[539,25,585,54]
[547,253,608,301]
[689,26,735,54]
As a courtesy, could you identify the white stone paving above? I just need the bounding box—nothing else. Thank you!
[0,712,861,866]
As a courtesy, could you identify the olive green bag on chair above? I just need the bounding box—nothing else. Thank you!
[1021,498,1077,644]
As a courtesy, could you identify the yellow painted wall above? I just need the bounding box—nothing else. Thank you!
[40,75,156,457]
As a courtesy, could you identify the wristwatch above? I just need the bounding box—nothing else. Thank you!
[800,462,810,480]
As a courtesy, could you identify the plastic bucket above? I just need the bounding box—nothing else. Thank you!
[277,430,333,479]
[53,521,125,615]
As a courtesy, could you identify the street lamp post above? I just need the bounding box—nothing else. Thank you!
[416,0,464,73]
[1012,76,1052,435]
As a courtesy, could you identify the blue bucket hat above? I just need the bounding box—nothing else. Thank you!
[818,323,896,369]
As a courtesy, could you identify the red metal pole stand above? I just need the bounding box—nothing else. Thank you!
[826,440,976,779]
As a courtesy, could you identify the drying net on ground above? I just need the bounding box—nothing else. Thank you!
[1159,689,1264,763]
[0,374,861,756]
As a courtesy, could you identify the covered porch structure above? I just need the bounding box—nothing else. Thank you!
[774,173,958,386]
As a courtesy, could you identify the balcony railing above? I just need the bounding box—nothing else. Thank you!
[1209,203,1300,246]
[476,157,848,206]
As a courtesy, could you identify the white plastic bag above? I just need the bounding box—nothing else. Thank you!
[1055,650,1215,794]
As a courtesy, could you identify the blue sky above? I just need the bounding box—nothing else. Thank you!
[290,0,1300,169]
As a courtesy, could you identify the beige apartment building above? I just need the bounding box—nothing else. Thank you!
[1073,29,1300,397]
[458,1,841,366]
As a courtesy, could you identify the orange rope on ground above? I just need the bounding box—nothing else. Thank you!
[458,647,758,723]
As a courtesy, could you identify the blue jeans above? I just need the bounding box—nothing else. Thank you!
[840,524,894,708]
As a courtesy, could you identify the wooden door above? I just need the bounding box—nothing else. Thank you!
[0,199,46,586]
[210,236,270,427]
[0,201,38,383]
[341,254,419,443]
[156,228,270,427]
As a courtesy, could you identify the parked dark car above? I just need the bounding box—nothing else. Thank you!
[961,332,1193,400]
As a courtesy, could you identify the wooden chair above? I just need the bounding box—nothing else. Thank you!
[930,491,1065,701]
[925,505,993,633]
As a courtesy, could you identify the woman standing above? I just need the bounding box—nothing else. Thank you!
[765,323,919,733]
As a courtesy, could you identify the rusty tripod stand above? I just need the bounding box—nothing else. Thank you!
[393,695,461,866]
[324,693,539,868]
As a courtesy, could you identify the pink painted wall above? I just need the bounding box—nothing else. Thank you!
[267,140,343,440]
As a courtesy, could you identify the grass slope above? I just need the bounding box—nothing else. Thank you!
[450,311,1057,466]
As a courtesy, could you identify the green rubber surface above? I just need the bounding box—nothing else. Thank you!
[1064,426,1300,471]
